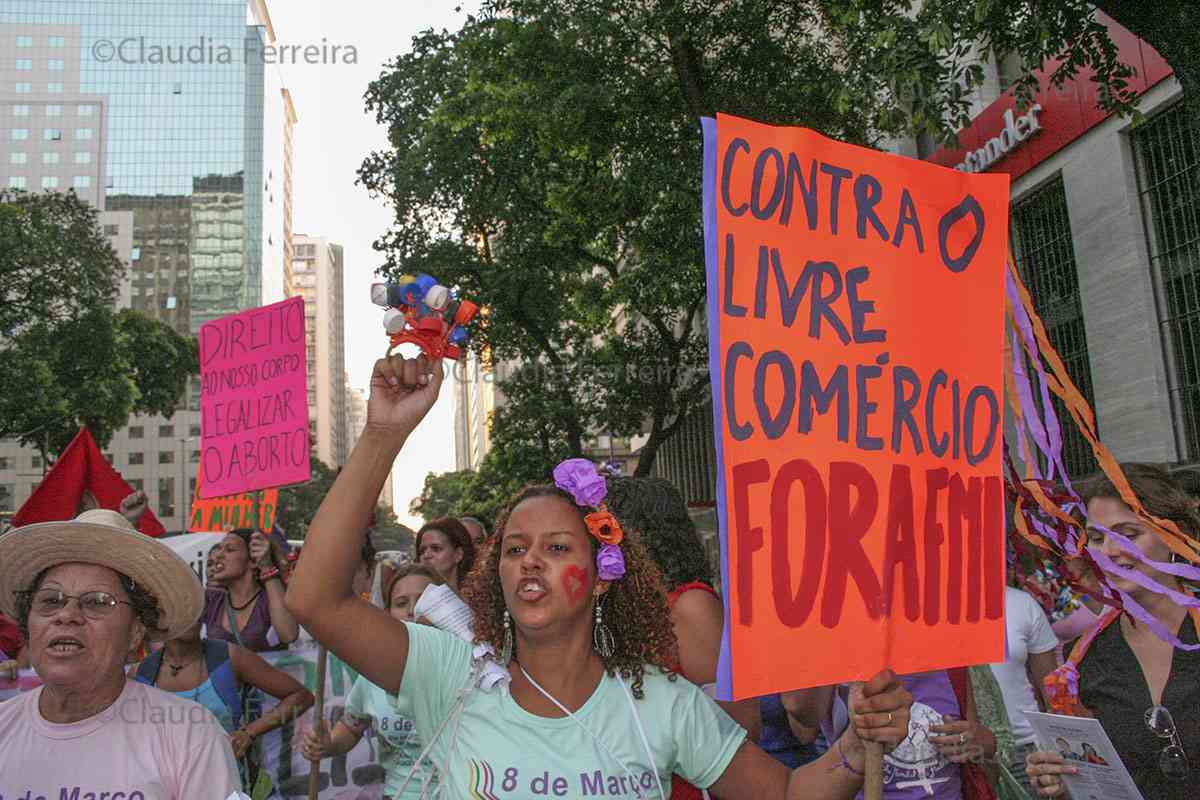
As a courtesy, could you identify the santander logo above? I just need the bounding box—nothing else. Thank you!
[954,104,1043,173]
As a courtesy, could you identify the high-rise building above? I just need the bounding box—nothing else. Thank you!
[344,380,394,508]
[345,375,366,456]
[452,348,497,471]
[0,1,296,531]
[290,235,347,468]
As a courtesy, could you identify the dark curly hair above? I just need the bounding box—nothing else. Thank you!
[459,485,679,700]
[15,567,164,641]
[605,477,714,589]
[415,517,476,579]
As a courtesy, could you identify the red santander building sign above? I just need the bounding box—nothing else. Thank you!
[928,14,1174,181]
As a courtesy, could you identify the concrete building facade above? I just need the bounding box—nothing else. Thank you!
[290,235,347,468]
[918,16,1197,476]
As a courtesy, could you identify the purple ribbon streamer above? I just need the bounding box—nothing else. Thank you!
[1005,270,1077,495]
[1006,267,1200,651]
[1108,583,1200,651]
[1085,523,1200,582]
[1089,551,1200,610]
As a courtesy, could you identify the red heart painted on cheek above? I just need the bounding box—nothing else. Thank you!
[562,565,587,604]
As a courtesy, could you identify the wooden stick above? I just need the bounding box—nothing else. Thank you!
[308,645,328,800]
[863,739,884,800]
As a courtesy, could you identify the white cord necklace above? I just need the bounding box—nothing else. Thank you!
[517,662,666,800]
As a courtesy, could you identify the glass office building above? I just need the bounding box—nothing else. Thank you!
[0,0,295,529]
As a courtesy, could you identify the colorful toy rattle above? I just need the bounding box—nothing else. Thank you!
[370,273,478,361]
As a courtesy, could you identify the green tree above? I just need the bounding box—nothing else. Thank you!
[276,454,412,548]
[818,0,1200,142]
[0,189,121,339]
[372,505,417,553]
[275,453,338,538]
[361,1,873,476]
[363,0,1192,478]
[410,469,478,522]
[408,398,572,525]
[0,189,198,456]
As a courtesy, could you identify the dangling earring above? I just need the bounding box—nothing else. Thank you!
[500,609,514,665]
[593,599,615,659]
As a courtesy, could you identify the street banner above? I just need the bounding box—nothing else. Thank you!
[257,640,391,799]
[702,114,1010,699]
[199,296,311,498]
[189,461,279,533]
[1,641,390,800]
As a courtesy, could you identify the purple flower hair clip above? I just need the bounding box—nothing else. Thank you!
[596,544,626,581]
[553,458,609,507]
[553,458,626,581]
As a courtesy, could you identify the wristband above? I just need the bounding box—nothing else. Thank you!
[258,566,281,581]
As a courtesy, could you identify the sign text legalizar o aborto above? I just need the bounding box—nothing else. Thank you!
[703,113,1010,698]
[198,296,311,498]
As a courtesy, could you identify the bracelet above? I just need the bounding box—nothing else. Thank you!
[837,741,865,777]
[286,550,299,563]
[258,566,281,581]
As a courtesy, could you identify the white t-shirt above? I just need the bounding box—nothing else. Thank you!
[395,622,747,798]
[0,678,242,799]
[989,587,1059,745]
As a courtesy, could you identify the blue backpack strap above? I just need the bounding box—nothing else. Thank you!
[204,638,244,729]
[134,650,162,686]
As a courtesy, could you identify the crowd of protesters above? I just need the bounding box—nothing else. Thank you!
[0,352,1197,800]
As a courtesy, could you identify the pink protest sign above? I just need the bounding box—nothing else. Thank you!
[198,296,311,498]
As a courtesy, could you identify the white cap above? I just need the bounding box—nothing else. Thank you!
[382,307,406,334]
[370,283,390,307]
[423,284,450,311]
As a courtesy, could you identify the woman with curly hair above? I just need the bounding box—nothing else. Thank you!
[287,354,913,799]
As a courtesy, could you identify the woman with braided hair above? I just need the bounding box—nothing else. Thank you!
[287,353,913,799]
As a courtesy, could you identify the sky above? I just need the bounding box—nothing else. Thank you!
[267,1,480,528]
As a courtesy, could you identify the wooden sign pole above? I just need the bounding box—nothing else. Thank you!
[307,646,328,800]
[864,741,884,800]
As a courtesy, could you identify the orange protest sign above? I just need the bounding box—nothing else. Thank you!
[189,461,278,532]
[702,114,1010,699]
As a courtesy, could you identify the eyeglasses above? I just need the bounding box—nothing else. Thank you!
[1145,705,1190,781]
[23,588,132,619]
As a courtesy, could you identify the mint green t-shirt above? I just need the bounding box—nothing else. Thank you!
[395,622,747,799]
[344,675,434,799]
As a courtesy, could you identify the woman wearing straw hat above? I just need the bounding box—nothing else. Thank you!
[0,508,243,798]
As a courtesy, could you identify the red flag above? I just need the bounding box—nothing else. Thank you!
[11,428,165,536]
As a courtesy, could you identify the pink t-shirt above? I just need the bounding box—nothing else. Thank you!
[0,678,241,799]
